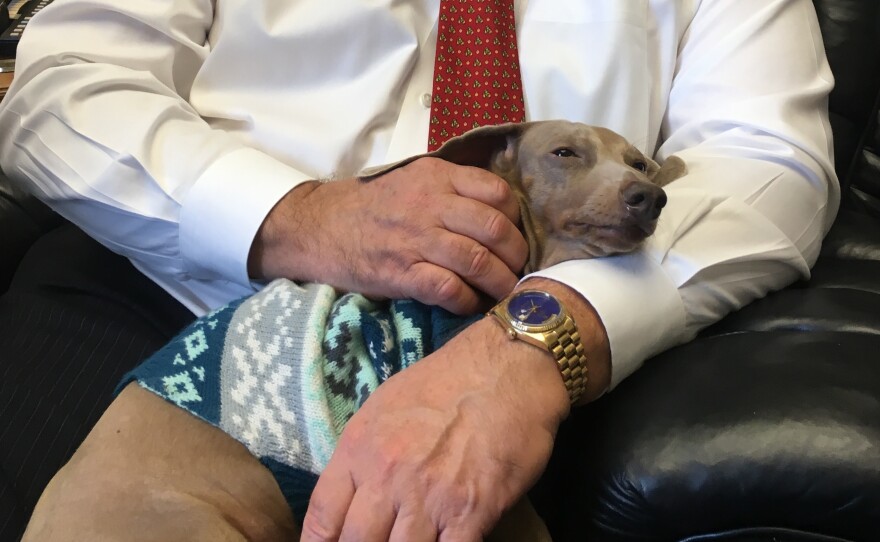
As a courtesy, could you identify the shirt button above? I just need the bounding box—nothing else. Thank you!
[420,92,432,108]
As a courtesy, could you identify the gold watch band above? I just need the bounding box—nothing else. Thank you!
[490,303,589,404]
[544,315,588,404]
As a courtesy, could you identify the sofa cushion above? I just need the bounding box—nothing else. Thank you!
[541,330,880,541]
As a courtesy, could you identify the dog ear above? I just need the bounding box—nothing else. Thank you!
[650,155,688,187]
[628,147,662,182]
[428,122,531,170]
[358,122,534,181]
[642,156,662,180]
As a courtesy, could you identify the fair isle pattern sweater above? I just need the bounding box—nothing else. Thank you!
[119,279,476,520]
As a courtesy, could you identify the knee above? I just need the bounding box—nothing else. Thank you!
[23,457,252,542]
[22,459,107,542]
[22,385,300,542]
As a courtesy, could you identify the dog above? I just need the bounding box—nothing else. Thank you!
[363,121,687,542]
[361,120,687,274]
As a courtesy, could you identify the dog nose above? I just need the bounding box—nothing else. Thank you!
[621,180,667,222]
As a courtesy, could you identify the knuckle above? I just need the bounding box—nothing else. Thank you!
[486,175,512,204]
[445,491,473,516]
[482,211,508,243]
[301,520,335,541]
[374,442,404,478]
[439,503,498,541]
[402,266,442,304]
[336,427,362,453]
[302,502,338,540]
[435,481,477,517]
[433,273,464,304]
[367,247,417,290]
[466,243,493,278]
[403,265,475,312]
[386,248,416,276]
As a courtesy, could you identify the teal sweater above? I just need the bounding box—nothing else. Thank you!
[119,279,477,520]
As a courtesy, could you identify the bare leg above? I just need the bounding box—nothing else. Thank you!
[23,384,299,542]
[25,384,551,541]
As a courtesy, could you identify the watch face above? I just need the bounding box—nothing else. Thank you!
[506,290,563,330]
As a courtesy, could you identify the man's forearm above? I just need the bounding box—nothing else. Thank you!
[246,158,529,315]
[452,275,612,428]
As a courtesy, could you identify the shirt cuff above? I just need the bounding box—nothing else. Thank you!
[527,252,687,389]
[180,147,312,285]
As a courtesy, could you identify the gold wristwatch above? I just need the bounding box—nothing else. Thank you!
[489,289,588,404]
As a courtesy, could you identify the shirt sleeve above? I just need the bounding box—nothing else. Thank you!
[529,0,840,388]
[0,0,311,287]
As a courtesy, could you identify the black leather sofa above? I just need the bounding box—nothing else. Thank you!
[1,0,879,540]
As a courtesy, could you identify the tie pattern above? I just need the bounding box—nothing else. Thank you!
[428,0,526,151]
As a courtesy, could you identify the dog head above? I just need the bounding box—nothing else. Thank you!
[360,121,687,273]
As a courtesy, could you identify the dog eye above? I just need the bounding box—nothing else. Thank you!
[632,160,648,173]
[552,148,578,158]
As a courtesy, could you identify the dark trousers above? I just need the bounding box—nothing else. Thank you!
[0,224,195,541]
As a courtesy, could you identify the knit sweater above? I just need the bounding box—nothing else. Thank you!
[120,278,477,519]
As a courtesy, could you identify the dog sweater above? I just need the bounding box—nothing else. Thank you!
[119,279,477,520]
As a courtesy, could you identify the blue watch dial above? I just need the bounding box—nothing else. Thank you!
[507,290,562,326]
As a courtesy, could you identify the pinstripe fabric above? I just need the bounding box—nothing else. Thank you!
[0,224,194,541]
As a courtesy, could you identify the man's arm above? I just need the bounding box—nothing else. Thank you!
[247,160,529,315]
[0,0,310,302]
[0,0,529,315]
[531,0,838,387]
[301,281,605,542]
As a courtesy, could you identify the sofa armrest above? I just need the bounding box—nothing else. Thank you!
[541,328,880,541]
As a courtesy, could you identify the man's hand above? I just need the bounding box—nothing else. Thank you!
[248,158,528,314]
[300,316,570,542]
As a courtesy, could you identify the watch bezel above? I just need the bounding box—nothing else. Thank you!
[502,289,567,333]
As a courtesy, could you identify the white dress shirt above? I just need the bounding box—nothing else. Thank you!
[0,0,838,387]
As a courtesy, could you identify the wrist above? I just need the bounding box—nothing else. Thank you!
[513,277,611,404]
[455,316,572,425]
[247,180,322,280]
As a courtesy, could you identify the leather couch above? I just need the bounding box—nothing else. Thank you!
[1,0,878,540]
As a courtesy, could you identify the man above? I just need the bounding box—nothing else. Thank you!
[0,0,838,540]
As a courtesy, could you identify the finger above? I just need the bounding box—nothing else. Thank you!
[448,166,520,225]
[301,465,356,541]
[338,488,397,542]
[389,508,438,542]
[440,196,528,273]
[422,230,519,301]
[402,262,482,315]
[438,522,485,542]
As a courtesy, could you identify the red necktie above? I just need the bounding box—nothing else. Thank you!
[428,0,526,151]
